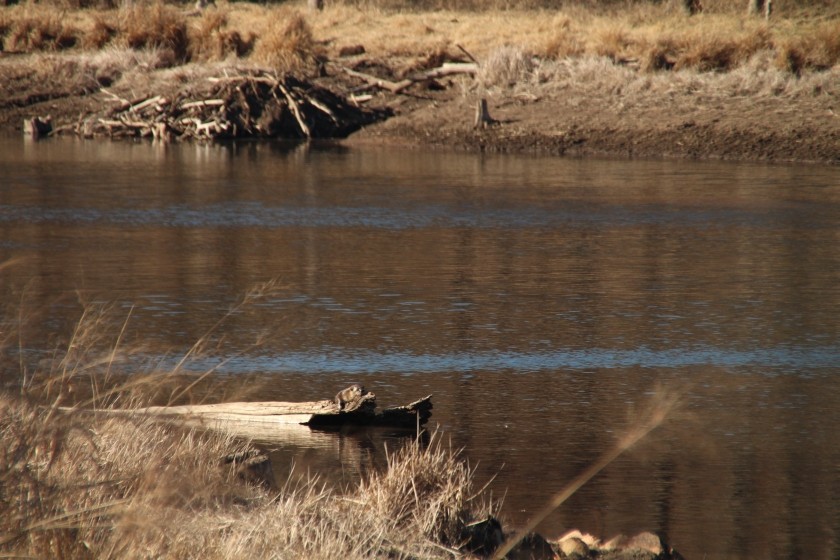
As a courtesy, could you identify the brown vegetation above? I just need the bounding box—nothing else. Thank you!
[1,0,839,73]
[1,1,839,159]
[0,390,503,559]
[0,294,495,559]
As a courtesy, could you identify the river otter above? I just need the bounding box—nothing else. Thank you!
[334,384,366,411]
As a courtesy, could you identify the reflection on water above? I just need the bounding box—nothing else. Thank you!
[2,136,840,559]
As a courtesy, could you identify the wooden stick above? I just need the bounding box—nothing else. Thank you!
[99,87,130,107]
[181,99,226,110]
[350,94,373,105]
[341,67,414,93]
[307,96,339,124]
[418,62,478,80]
[456,43,479,64]
[129,95,165,113]
[276,81,311,137]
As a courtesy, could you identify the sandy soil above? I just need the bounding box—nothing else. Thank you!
[2,50,838,164]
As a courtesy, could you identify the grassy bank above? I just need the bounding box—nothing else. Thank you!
[0,294,496,559]
[1,0,839,75]
[1,393,494,559]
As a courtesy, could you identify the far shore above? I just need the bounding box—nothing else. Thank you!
[1,1,838,163]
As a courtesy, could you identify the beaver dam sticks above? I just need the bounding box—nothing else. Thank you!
[58,71,389,141]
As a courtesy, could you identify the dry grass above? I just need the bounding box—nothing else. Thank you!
[0,282,497,559]
[1,4,80,51]
[1,1,839,74]
[251,11,320,74]
[0,395,268,559]
[0,394,494,558]
[187,9,254,61]
[117,1,189,62]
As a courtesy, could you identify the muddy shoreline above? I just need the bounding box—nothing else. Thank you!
[2,53,838,164]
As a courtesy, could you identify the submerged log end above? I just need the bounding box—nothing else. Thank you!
[23,116,53,138]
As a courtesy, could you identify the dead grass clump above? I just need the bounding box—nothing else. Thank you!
[0,394,264,559]
[3,8,79,52]
[360,437,482,547]
[478,45,535,88]
[188,9,254,61]
[544,30,586,59]
[773,20,840,74]
[118,1,189,63]
[640,40,677,72]
[252,12,319,74]
[1,388,496,559]
[592,23,634,61]
[0,286,502,557]
[82,13,118,50]
[672,26,772,72]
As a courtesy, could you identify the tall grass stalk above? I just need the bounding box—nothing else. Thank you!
[491,388,682,560]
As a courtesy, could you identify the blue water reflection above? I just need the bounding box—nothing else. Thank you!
[1,200,834,230]
[172,345,839,375]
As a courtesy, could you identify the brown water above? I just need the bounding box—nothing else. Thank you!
[2,136,839,559]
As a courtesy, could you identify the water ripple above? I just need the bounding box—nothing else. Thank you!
[170,345,840,375]
[0,202,802,230]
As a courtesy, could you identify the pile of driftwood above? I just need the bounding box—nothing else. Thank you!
[68,71,386,141]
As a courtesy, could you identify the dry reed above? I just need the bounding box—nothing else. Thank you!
[492,388,683,559]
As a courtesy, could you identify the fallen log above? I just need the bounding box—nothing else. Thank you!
[102,392,433,434]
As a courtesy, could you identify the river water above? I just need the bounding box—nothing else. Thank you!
[1,136,839,559]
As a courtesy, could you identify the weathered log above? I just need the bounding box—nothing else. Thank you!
[342,63,476,95]
[105,393,433,434]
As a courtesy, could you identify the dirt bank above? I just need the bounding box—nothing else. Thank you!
[350,76,840,163]
[2,48,838,163]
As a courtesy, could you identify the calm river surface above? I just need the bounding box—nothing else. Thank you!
[2,136,839,559]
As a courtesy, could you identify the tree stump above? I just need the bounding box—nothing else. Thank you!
[748,0,772,19]
[23,116,52,138]
[474,99,497,129]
